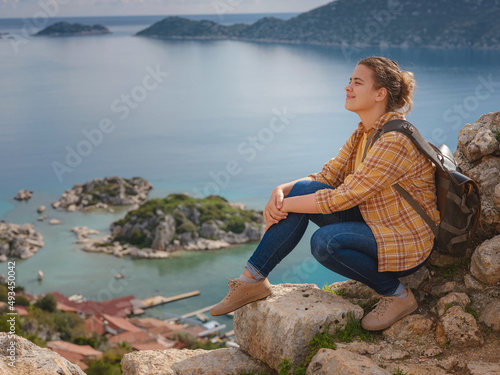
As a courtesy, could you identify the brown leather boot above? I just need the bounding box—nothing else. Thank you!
[210,278,272,316]
[361,289,418,331]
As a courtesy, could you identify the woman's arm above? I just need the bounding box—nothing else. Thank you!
[281,194,320,214]
[264,176,314,231]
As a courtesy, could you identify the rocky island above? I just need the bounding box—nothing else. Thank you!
[35,21,111,37]
[72,194,264,258]
[136,0,500,49]
[0,222,44,261]
[52,176,152,212]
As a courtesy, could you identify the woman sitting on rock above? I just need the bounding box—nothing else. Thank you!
[210,56,439,331]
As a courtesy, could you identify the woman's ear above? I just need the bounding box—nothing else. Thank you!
[375,87,387,103]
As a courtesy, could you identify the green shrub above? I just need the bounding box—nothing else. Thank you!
[85,360,121,375]
[224,216,246,234]
[34,294,57,312]
[15,295,31,306]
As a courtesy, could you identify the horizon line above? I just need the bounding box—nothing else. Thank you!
[0,11,301,21]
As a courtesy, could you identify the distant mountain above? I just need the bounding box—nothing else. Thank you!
[136,0,500,49]
[35,22,111,37]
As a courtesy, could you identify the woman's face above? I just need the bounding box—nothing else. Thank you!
[344,64,384,114]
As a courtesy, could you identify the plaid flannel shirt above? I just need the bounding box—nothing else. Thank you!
[309,112,440,272]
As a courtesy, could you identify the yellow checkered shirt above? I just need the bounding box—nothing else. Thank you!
[309,112,440,272]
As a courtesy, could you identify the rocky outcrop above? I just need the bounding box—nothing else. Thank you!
[470,235,500,284]
[0,222,44,261]
[0,333,85,375]
[52,176,152,211]
[35,21,111,37]
[455,111,500,233]
[14,190,32,201]
[234,283,364,370]
[121,348,271,375]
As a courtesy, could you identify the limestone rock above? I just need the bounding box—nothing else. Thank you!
[49,219,63,225]
[467,156,500,228]
[432,281,457,296]
[121,348,271,375]
[456,112,500,164]
[435,292,470,317]
[14,190,32,201]
[382,314,434,342]
[464,273,485,291]
[467,361,500,375]
[455,112,500,231]
[440,306,483,347]
[0,333,85,375]
[234,283,364,370]
[151,215,176,251]
[470,235,500,284]
[37,205,46,213]
[122,349,204,375]
[305,348,390,375]
[479,300,500,332]
[399,266,430,289]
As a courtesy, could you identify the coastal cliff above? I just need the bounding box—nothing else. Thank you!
[35,22,110,37]
[136,0,500,49]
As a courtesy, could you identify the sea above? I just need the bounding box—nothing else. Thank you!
[0,13,499,330]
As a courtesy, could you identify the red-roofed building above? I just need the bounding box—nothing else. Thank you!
[85,315,106,335]
[14,305,28,316]
[47,340,102,370]
[108,330,151,345]
[57,302,78,313]
[102,313,142,334]
[47,341,102,359]
[50,291,136,318]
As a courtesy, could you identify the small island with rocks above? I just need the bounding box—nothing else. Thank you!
[72,194,264,258]
[35,21,111,37]
[0,222,44,261]
[52,176,152,212]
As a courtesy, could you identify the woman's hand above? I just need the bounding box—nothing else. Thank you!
[263,186,288,231]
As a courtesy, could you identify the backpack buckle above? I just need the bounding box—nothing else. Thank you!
[403,122,415,132]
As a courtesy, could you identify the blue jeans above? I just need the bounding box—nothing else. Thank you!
[247,180,428,295]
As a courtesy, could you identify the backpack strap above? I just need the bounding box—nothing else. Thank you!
[364,119,441,236]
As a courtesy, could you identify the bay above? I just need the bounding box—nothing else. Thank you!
[0,15,499,327]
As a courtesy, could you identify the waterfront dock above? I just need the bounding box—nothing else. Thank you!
[141,290,200,309]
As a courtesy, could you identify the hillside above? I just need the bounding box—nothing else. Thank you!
[35,21,110,37]
[136,0,500,49]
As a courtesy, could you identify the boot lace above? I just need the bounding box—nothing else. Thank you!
[223,278,240,300]
[371,296,397,317]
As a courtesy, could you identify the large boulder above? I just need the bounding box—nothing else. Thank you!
[455,111,500,232]
[470,235,500,284]
[479,300,500,332]
[14,190,33,201]
[234,283,364,370]
[0,333,85,375]
[121,348,271,375]
[439,306,483,348]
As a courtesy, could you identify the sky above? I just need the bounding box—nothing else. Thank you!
[0,0,333,18]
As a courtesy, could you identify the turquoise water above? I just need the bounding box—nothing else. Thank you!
[1,15,500,327]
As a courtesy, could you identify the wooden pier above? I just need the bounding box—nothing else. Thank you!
[141,290,200,309]
[166,304,215,322]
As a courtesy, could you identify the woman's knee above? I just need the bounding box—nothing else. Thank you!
[288,180,333,198]
[311,229,334,263]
